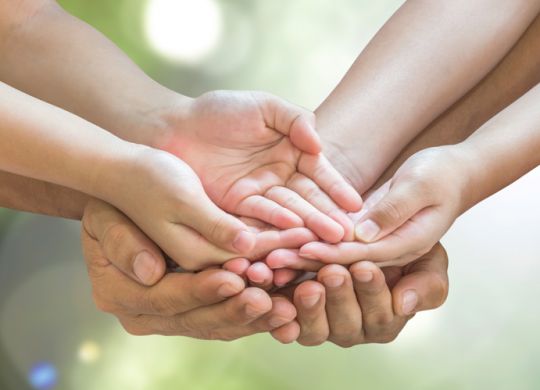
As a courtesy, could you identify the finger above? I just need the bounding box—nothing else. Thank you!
[212,295,298,341]
[392,243,449,316]
[273,269,301,287]
[350,261,397,341]
[265,186,345,243]
[300,208,441,265]
[82,200,167,286]
[223,258,251,277]
[246,262,274,290]
[254,92,321,154]
[294,281,329,346]
[236,195,304,229]
[95,266,245,316]
[354,180,426,243]
[287,173,355,240]
[299,241,368,265]
[180,188,257,255]
[131,287,273,337]
[317,265,362,348]
[270,320,301,344]
[250,227,318,260]
[266,249,323,271]
[298,153,363,213]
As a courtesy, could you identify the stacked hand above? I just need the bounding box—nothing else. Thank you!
[81,92,451,347]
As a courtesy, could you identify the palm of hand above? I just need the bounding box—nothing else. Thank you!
[163,91,362,243]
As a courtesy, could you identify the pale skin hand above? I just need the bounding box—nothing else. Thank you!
[81,200,298,340]
[158,91,362,243]
[299,82,540,268]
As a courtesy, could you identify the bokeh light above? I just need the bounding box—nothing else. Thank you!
[28,362,57,390]
[77,341,101,364]
[143,0,223,64]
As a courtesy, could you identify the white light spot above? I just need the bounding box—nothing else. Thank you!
[78,340,101,364]
[144,0,223,64]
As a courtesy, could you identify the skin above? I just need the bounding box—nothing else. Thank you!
[1,2,539,344]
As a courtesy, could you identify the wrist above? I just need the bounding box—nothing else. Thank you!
[111,87,194,150]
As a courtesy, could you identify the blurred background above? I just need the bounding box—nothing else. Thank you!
[1,0,540,389]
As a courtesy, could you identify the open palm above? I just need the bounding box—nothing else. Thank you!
[161,91,362,243]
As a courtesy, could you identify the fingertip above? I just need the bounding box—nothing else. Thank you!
[354,219,381,243]
[246,262,273,285]
[233,230,257,253]
[241,287,273,318]
[274,269,299,287]
[270,320,301,344]
[223,258,251,276]
[133,251,166,286]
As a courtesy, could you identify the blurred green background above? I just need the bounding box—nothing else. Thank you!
[1,1,540,389]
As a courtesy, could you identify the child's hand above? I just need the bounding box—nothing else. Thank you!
[99,146,316,271]
[159,91,363,243]
[296,146,468,267]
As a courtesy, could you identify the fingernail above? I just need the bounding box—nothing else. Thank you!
[133,251,157,285]
[322,275,344,288]
[355,219,380,242]
[268,316,288,328]
[402,290,418,315]
[352,270,373,283]
[233,231,255,253]
[218,283,241,298]
[300,294,320,308]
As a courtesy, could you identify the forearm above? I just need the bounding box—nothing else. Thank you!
[0,171,89,220]
[317,0,540,191]
[373,13,540,189]
[0,81,136,198]
[0,0,186,146]
[458,83,540,211]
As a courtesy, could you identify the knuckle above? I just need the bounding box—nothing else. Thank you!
[92,292,116,314]
[376,332,399,344]
[376,200,407,224]
[297,335,327,347]
[332,337,359,349]
[121,321,150,336]
[102,223,130,248]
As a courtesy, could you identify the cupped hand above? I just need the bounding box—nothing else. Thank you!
[270,244,449,346]
[159,91,363,243]
[81,199,298,340]
[297,146,466,267]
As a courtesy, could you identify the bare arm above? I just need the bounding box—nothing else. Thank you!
[316,0,540,192]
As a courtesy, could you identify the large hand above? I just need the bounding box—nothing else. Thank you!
[159,91,363,243]
[81,200,298,340]
[270,244,449,346]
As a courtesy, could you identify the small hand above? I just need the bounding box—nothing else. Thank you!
[160,91,363,243]
[297,146,467,266]
[81,200,297,339]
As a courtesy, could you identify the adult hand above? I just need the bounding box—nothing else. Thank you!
[81,200,297,340]
[270,244,449,346]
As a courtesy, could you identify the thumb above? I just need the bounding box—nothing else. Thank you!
[257,93,321,154]
[82,199,166,286]
[181,193,257,255]
[354,180,426,243]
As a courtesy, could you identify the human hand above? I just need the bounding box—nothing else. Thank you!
[158,91,363,243]
[81,200,298,340]
[297,146,467,267]
[270,244,449,346]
